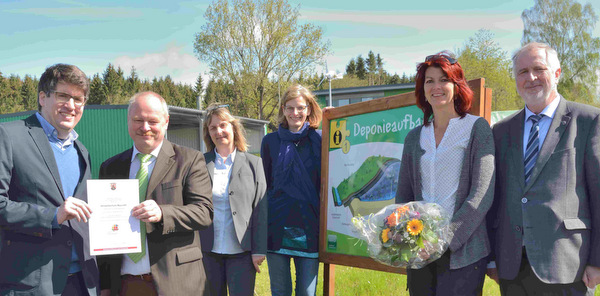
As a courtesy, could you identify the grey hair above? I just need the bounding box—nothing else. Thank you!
[512,42,561,81]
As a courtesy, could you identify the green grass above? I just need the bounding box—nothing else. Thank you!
[254,263,600,295]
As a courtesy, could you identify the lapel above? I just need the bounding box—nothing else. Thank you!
[73,139,89,196]
[146,140,175,199]
[525,97,570,192]
[117,149,134,179]
[508,109,526,192]
[230,151,245,184]
[24,115,65,201]
[204,151,216,182]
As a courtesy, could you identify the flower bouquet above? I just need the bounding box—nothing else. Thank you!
[352,202,451,269]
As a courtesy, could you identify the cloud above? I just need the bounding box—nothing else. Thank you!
[114,45,206,85]
[301,9,523,31]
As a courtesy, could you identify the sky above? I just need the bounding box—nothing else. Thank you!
[1,0,600,86]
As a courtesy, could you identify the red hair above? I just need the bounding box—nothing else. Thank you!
[415,54,473,126]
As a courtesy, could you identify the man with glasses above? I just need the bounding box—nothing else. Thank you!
[0,64,99,295]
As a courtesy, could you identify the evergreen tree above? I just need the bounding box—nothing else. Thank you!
[387,73,400,84]
[366,51,377,85]
[87,74,107,105]
[126,66,142,97]
[21,75,38,111]
[356,55,367,80]
[376,53,384,85]
[194,74,204,109]
[102,64,126,104]
[346,58,356,76]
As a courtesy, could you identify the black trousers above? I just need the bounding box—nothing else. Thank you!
[406,251,487,296]
[499,249,594,296]
[61,272,89,296]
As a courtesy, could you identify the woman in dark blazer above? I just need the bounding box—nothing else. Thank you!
[395,52,495,295]
[199,104,267,296]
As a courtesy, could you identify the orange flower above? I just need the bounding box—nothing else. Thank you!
[386,212,401,227]
[407,219,424,236]
[395,206,409,216]
[381,228,391,243]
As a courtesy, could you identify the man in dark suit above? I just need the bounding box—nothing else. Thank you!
[97,91,213,296]
[488,42,600,295]
[0,64,99,295]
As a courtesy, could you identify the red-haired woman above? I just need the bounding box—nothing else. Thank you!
[395,52,495,295]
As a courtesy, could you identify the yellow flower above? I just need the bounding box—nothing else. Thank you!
[407,219,424,236]
[381,228,391,243]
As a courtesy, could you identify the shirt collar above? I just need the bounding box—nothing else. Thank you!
[35,112,79,144]
[131,141,163,163]
[525,94,560,121]
[215,148,236,165]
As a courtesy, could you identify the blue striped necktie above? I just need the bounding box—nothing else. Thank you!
[129,153,152,263]
[524,114,543,184]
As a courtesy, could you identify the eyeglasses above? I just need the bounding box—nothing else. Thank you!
[425,54,457,65]
[52,91,86,107]
[284,105,308,113]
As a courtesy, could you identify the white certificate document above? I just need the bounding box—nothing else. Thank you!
[87,179,142,256]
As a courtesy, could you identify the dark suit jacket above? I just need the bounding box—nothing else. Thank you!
[199,150,267,255]
[97,140,213,296]
[491,97,600,284]
[0,114,99,296]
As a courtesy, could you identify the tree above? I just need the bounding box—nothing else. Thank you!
[366,51,377,86]
[194,74,204,109]
[21,75,38,111]
[0,75,25,113]
[376,53,384,85]
[102,64,126,105]
[87,74,106,105]
[194,0,330,123]
[522,0,600,105]
[346,58,356,76]
[126,66,142,96]
[458,29,522,111]
[355,55,366,80]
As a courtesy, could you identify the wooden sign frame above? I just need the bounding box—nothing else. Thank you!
[319,78,492,295]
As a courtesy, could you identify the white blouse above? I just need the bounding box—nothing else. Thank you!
[211,149,244,254]
[420,114,478,216]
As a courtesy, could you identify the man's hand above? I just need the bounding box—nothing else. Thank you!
[486,267,499,285]
[132,200,162,223]
[583,265,600,289]
[57,197,92,224]
[100,289,111,296]
[252,255,266,273]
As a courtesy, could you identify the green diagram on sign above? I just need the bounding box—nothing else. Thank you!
[326,105,423,256]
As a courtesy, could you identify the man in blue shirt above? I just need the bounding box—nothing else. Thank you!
[0,64,99,295]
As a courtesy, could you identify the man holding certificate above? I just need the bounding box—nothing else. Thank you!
[0,64,99,296]
[97,91,213,296]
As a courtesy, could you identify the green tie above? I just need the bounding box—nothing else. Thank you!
[129,153,152,263]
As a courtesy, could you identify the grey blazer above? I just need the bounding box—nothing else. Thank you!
[490,97,600,284]
[200,150,268,255]
[0,115,99,295]
[396,116,495,269]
